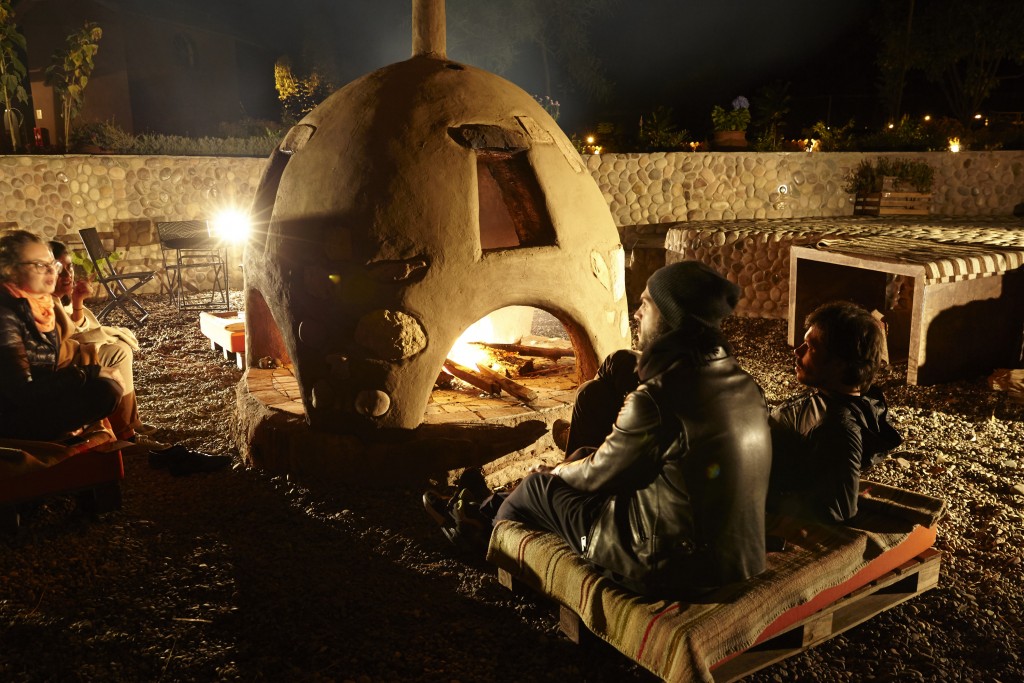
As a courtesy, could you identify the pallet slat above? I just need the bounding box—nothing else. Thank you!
[854,191,931,216]
[711,549,941,682]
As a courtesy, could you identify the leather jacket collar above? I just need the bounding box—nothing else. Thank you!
[638,320,731,382]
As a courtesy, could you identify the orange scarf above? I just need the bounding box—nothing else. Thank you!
[2,282,56,333]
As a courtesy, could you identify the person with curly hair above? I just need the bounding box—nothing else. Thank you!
[769,301,903,522]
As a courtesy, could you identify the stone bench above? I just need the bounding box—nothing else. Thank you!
[656,216,1024,319]
[790,236,1024,385]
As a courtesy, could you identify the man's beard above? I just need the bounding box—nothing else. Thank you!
[636,318,671,353]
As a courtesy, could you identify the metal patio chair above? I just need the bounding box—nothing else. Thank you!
[77,227,155,325]
[155,220,230,312]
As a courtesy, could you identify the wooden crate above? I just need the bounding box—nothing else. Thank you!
[854,191,931,216]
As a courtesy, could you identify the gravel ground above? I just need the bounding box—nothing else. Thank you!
[1,295,1022,682]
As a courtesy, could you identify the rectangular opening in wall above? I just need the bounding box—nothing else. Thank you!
[476,151,556,252]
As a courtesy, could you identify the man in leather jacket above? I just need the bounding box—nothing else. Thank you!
[769,301,902,523]
[495,261,772,599]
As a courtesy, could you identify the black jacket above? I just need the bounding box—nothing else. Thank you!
[557,324,772,597]
[769,387,902,523]
[0,289,100,416]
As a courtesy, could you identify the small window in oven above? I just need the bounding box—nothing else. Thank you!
[476,151,557,252]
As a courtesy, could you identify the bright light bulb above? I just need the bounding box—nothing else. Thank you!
[211,209,251,243]
[586,135,595,144]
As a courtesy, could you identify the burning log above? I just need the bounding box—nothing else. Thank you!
[443,359,500,394]
[518,363,573,378]
[475,363,539,404]
[471,342,574,360]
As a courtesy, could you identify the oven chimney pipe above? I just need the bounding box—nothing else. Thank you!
[412,0,446,58]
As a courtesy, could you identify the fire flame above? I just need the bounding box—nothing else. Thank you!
[445,307,537,373]
[447,317,499,370]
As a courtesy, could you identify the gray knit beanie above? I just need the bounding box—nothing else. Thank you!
[646,261,740,329]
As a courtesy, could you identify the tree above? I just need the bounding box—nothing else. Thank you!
[45,22,103,151]
[873,0,915,122]
[751,81,791,151]
[0,0,29,152]
[273,56,333,125]
[889,0,1024,124]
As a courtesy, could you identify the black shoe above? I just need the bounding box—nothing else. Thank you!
[552,418,571,453]
[168,450,232,476]
[448,495,491,553]
[148,444,190,468]
[422,489,456,531]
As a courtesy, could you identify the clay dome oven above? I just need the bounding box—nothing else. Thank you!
[237,0,628,477]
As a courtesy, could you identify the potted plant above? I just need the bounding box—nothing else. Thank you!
[711,95,751,150]
[844,157,935,215]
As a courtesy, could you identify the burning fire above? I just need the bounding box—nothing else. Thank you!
[448,317,500,370]
[446,307,537,371]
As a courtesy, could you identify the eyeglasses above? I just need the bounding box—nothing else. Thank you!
[19,260,64,274]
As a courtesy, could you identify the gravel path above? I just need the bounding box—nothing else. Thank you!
[1,297,1021,682]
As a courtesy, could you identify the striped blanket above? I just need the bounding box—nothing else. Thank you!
[486,481,945,683]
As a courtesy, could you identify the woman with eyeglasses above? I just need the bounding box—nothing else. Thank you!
[0,229,123,440]
[49,241,146,441]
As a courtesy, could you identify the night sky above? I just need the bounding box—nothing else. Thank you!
[247,0,883,135]
[79,0,1024,138]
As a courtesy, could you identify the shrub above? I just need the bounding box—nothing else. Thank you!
[843,157,935,195]
[810,120,857,151]
[637,106,690,151]
[711,96,751,132]
[69,120,279,157]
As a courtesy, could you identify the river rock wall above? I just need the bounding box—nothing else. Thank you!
[587,151,1024,226]
[3,151,1021,314]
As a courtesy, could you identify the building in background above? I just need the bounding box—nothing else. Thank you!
[12,0,280,147]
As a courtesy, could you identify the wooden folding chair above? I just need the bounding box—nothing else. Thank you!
[78,227,156,325]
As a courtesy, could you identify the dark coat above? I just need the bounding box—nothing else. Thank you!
[0,288,100,416]
[769,387,903,522]
[557,324,772,597]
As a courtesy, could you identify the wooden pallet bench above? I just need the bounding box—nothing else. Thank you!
[488,482,945,682]
[854,192,931,216]
[709,547,940,682]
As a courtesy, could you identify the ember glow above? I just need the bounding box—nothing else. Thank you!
[447,317,499,370]
[445,306,537,371]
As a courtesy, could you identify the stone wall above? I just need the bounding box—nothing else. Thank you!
[3,151,1022,306]
[586,151,1024,226]
[0,154,266,295]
